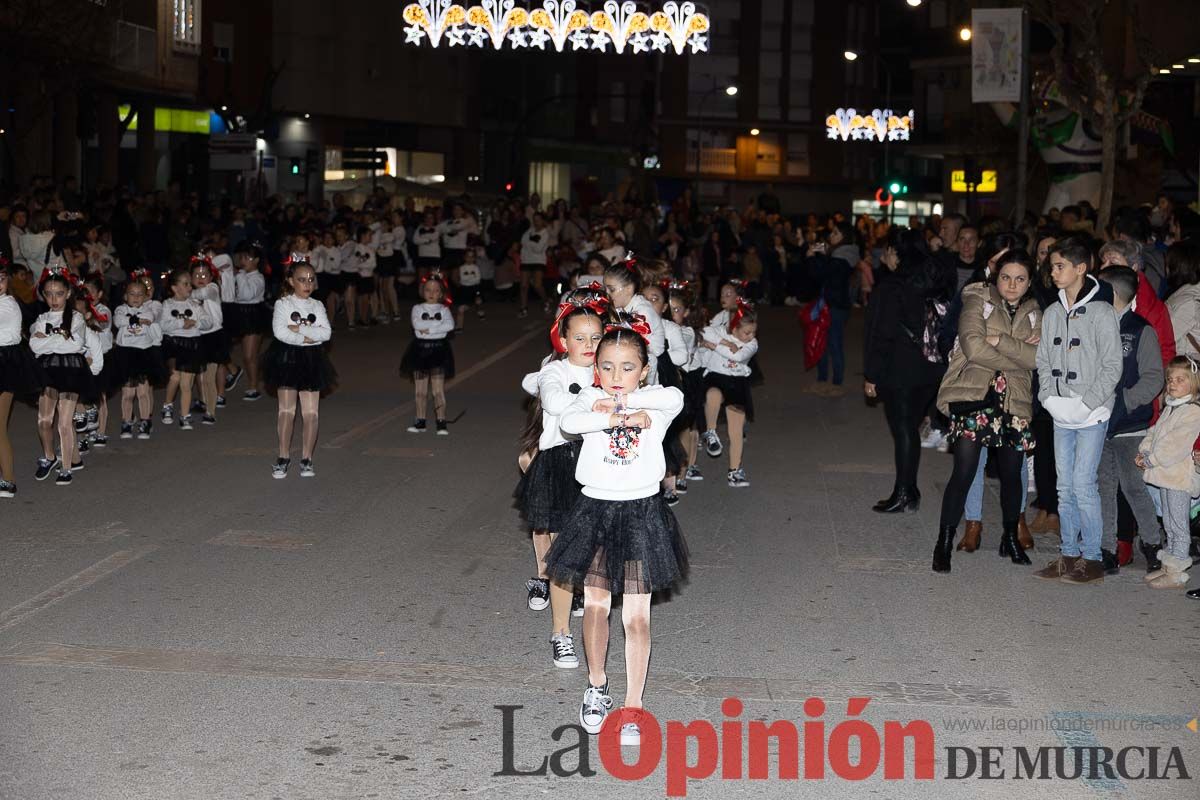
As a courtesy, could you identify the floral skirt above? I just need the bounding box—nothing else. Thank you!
[946,373,1035,452]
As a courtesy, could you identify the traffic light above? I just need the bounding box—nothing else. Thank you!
[887,180,908,195]
[290,158,301,176]
[504,181,514,193]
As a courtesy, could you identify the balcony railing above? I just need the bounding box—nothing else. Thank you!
[686,147,737,175]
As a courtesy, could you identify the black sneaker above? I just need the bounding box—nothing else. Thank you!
[727,467,750,488]
[0,480,16,498]
[119,421,134,439]
[579,683,613,735]
[526,577,550,610]
[663,488,680,507]
[436,419,449,436]
[70,460,85,472]
[225,368,244,392]
[550,633,579,669]
[201,414,217,426]
[137,419,152,440]
[160,404,174,425]
[85,407,99,431]
[702,429,723,458]
[55,470,73,486]
[73,410,88,434]
[406,419,427,433]
[1186,587,1200,600]
[299,459,315,478]
[271,458,291,479]
[215,395,227,409]
[78,437,90,454]
[92,434,108,448]
[190,400,206,415]
[243,390,262,402]
[571,592,585,618]
[1100,549,1120,576]
[179,415,194,431]
[35,457,60,481]
[674,477,688,495]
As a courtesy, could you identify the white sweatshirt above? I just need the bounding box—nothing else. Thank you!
[621,295,666,383]
[113,304,162,349]
[439,217,478,250]
[84,329,104,375]
[29,310,89,356]
[337,241,357,274]
[352,243,377,277]
[92,302,114,353]
[458,261,481,287]
[520,227,550,265]
[213,254,237,303]
[272,296,332,346]
[701,327,758,378]
[160,298,214,338]
[413,227,441,259]
[562,385,685,501]
[680,327,703,372]
[192,284,223,331]
[0,295,22,346]
[662,319,690,367]
[411,303,454,340]
[375,229,395,258]
[530,358,595,450]
[234,271,266,304]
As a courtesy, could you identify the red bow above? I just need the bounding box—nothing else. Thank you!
[128,268,152,282]
[604,313,652,346]
[728,298,754,334]
[550,294,611,353]
[421,271,453,306]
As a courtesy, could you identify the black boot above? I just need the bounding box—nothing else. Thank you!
[874,486,920,514]
[873,485,901,512]
[998,519,1032,565]
[932,525,955,573]
[1139,538,1162,573]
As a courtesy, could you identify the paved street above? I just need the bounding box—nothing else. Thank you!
[1,307,1197,799]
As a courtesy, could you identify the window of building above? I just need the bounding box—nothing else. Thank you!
[173,0,201,52]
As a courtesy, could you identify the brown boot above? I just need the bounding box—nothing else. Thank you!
[1034,554,1078,580]
[957,521,983,552]
[1060,557,1104,585]
[1017,515,1035,550]
[1038,513,1060,535]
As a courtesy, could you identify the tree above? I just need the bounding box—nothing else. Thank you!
[1026,0,1156,231]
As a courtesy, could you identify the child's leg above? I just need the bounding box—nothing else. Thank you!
[456,305,466,329]
[382,277,398,316]
[200,364,218,412]
[0,392,15,481]
[325,292,338,325]
[56,393,78,464]
[216,362,229,396]
[1162,488,1193,562]
[164,370,180,406]
[345,286,358,325]
[276,388,297,458]
[413,372,430,419]
[37,390,57,459]
[683,429,697,467]
[582,586,612,688]
[726,406,746,469]
[621,593,652,709]
[179,373,194,415]
[298,391,320,459]
[243,335,261,390]
[430,371,447,421]
[704,387,722,431]
[135,381,152,419]
[97,395,108,434]
[531,531,551,578]
[121,386,135,421]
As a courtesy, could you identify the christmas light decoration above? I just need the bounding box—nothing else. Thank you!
[400,1,709,54]
[825,108,915,143]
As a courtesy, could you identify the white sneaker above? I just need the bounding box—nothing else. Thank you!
[727,468,750,488]
[271,458,290,479]
[620,721,641,747]
[685,464,703,481]
[550,634,579,669]
[579,683,613,735]
[299,459,315,478]
[526,578,550,610]
[702,429,723,458]
[160,404,174,425]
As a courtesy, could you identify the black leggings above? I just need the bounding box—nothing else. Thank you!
[939,438,1024,529]
[1030,412,1058,514]
[879,383,938,490]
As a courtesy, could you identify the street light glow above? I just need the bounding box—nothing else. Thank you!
[1172,64,1185,69]
[1159,68,1171,74]
[1189,57,1200,63]
[958,26,972,42]
[750,128,760,136]
[220,105,228,112]
[844,50,858,61]
[725,85,738,96]
[303,113,311,119]
[906,0,923,6]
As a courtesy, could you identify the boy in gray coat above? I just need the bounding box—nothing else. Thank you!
[1033,237,1123,584]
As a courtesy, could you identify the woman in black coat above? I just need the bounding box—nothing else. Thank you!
[863,229,953,513]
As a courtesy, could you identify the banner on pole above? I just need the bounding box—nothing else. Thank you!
[971,8,1023,103]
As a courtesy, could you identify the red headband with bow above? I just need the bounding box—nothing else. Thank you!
[420,271,453,307]
[728,298,754,334]
[189,253,218,282]
[39,267,109,323]
[550,294,611,353]
[605,314,652,346]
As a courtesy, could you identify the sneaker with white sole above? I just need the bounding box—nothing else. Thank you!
[70,460,85,472]
[215,395,227,409]
[243,390,262,402]
[436,419,449,436]
[663,488,680,507]
[55,470,73,486]
[160,404,174,425]
[299,459,315,478]
[225,368,244,392]
[73,410,88,433]
[91,434,108,448]
[620,719,642,747]
[179,415,194,431]
[407,419,427,433]
[674,477,688,494]
[579,683,613,735]
[35,457,60,481]
[526,578,550,610]
[571,592,585,618]
[120,421,134,439]
[0,480,15,498]
[727,467,750,488]
[550,633,579,668]
[137,419,152,440]
[702,429,723,458]
[201,414,216,426]
[685,464,703,481]
[271,458,290,479]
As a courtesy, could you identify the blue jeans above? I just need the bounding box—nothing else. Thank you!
[817,306,849,385]
[965,449,1029,521]
[1053,420,1109,560]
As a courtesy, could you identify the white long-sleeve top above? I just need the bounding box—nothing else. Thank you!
[192,284,223,331]
[413,227,441,259]
[84,328,104,375]
[562,385,685,500]
[113,304,162,349]
[528,358,595,451]
[439,217,478,250]
[352,243,377,277]
[410,302,454,340]
[92,302,114,352]
[374,228,395,258]
[29,310,88,356]
[272,296,332,346]
[701,327,759,378]
[213,254,237,303]
[234,271,266,304]
[160,298,214,338]
[680,327,703,372]
[0,294,22,346]
[621,294,666,383]
[315,244,342,275]
[662,319,689,367]
[520,227,550,265]
[337,241,357,274]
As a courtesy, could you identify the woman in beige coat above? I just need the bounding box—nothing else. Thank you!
[933,251,1042,573]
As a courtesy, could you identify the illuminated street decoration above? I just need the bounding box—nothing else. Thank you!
[401,1,709,54]
[825,108,915,142]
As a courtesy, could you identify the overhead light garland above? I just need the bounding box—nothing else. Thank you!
[825,108,915,142]
[402,1,710,54]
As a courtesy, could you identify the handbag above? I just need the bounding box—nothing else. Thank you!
[798,294,831,370]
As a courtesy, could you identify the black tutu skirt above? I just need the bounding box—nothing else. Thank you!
[704,372,754,422]
[656,352,683,389]
[162,335,208,374]
[111,345,167,387]
[0,343,45,397]
[748,353,765,386]
[683,368,707,432]
[37,352,93,395]
[514,439,582,532]
[262,341,338,393]
[399,338,455,378]
[225,302,270,338]
[200,327,231,365]
[545,493,689,595]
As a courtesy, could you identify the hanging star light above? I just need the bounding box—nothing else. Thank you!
[400,1,709,54]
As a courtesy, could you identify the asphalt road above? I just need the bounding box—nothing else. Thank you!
[1,306,1197,799]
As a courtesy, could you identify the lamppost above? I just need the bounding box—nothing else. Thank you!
[692,82,738,207]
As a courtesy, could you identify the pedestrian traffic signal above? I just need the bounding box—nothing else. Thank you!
[290,158,301,176]
[887,180,908,195]
[504,182,514,193]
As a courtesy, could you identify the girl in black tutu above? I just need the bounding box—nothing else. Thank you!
[190,255,225,425]
[112,279,165,440]
[515,289,611,668]
[400,272,455,435]
[29,271,93,485]
[79,274,113,449]
[600,257,667,384]
[668,282,706,491]
[0,261,42,497]
[160,267,214,431]
[263,261,335,479]
[700,299,759,488]
[543,318,687,746]
[228,241,269,401]
[641,281,691,506]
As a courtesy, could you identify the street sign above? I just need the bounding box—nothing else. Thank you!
[209,133,257,171]
[951,169,998,193]
[342,148,388,170]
